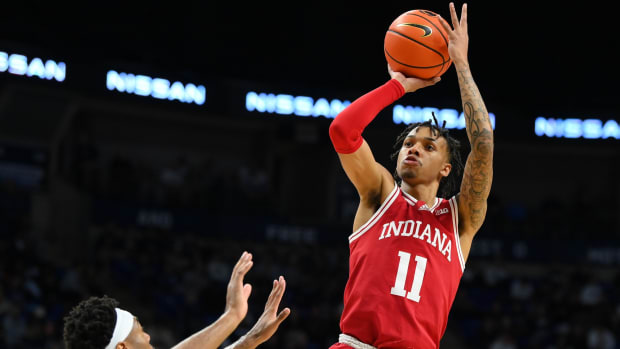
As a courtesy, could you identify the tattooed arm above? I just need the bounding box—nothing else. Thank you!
[440,3,493,261]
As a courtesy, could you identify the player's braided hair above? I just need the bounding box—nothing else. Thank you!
[63,295,119,349]
[390,113,463,198]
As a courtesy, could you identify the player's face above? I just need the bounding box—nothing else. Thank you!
[396,126,451,185]
[123,318,153,349]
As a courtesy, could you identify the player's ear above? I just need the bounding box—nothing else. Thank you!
[440,162,451,178]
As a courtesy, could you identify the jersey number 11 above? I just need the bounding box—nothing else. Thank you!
[390,251,428,302]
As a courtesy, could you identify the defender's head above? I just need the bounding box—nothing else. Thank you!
[63,295,152,349]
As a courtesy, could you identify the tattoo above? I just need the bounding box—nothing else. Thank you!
[456,66,494,232]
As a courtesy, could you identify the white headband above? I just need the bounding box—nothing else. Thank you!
[105,308,134,349]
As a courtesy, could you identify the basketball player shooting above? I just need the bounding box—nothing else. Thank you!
[328,3,492,348]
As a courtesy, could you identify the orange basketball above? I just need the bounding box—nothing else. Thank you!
[384,9,452,79]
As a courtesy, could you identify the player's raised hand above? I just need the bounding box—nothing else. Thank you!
[225,251,254,322]
[244,276,291,346]
[388,64,441,93]
[439,2,469,65]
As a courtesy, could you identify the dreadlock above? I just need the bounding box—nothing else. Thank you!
[390,113,463,198]
[63,295,119,349]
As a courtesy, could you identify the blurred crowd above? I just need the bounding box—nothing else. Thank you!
[68,144,276,217]
[1,134,619,349]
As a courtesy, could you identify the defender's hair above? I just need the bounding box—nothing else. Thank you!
[390,114,463,198]
[63,295,119,349]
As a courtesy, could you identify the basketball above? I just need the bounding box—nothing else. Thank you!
[384,9,452,79]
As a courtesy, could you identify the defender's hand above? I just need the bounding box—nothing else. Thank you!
[225,251,254,322]
[244,276,291,346]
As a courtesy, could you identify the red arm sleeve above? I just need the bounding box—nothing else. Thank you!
[328,79,405,154]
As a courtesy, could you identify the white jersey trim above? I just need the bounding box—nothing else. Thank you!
[339,334,377,349]
[400,189,439,211]
[400,188,418,203]
[402,196,416,207]
[449,196,465,272]
[429,197,441,212]
[348,183,399,243]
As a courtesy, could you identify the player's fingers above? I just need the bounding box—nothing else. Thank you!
[233,261,253,286]
[243,283,252,300]
[438,15,452,33]
[388,64,406,81]
[239,258,254,275]
[418,77,440,89]
[460,3,468,31]
[449,2,459,30]
[231,252,253,282]
[275,307,291,324]
[265,277,286,311]
[229,251,246,282]
[275,276,286,302]
[278,276,286,289]
[231,251,246,273]
[263,279,278,310]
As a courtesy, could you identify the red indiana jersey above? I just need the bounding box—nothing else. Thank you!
[339,184,465,349]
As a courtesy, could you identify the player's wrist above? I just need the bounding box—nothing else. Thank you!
[452,59,470,71]
[388,78,407,95]
[389,76,406,91]
[222,308,245,326]
[233,334,258,349]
